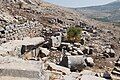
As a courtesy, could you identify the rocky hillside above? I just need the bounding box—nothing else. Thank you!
[0,0,120,80]
[0,0,83,42]
[0,0,83,27]
[0,0,120,53]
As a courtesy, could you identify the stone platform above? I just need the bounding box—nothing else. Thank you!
[0,56,44,80]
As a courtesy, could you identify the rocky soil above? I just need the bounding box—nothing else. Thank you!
[0,0,119,53]
[0,0,120,80]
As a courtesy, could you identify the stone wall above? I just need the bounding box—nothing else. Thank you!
[0,21,43,44]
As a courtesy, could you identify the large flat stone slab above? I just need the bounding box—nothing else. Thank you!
[0,76,37,80]
[0,56,43,79]
[0,69,39,78]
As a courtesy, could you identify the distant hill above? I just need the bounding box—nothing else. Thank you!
[75,0,120,25]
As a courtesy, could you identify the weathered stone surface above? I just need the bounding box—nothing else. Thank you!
[63,72,81,80]
[0,37,45,57]
[0,0,119,80]
[46,62,71,75]
[77,49,84,55]
[0,56,44,80]
[81,75,106,80]
[51,32,62,48]
[103,48,116,58]
[59,56,87,71]
[0,76,37,80]
[65,52,71,56]
[71,50,78,55]
[85,57,94,67]
[40,47,50,56]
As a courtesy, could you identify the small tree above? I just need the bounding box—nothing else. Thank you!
[67,27,82,43]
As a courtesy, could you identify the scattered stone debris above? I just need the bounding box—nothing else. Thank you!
[103,48,116,58]
[111,57,120,80]
[81,75,106,80]
[0,0,120,80]
[0,21,117,80]
[46,62,71,75]
[59,55,94,72]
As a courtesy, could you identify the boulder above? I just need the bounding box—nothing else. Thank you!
[40,47,50,56]
[85,57,94,67]
[63,72,81,80]
[82,31,90,37]
[43,70,63,80]
[110,49,115,54]
[0,47,9,56]
[81,75,106,80]
[80,70,96,75]
[65,52,71,56]
[80,38,85,45]
[42,41,52,49]
[51,32,62,48]
[0,56,44,80]
[67,46,73,52]
[61,42,71,46]
[71,50,78,55]
[105,48,110,53]
[104,48,115,58]
[0,27,5,32]
[83,47,93,55]
[119,41,120,44]
[82,47,89,54]
[51,47,57,50]
[76,48,83,55]
[59,56,87,72]
[57,18,64,24]
[74,43,81,47]
[89,48,93,55]
[103,53,110,58]
[23,51,33,60]
[73,47,78,50]
[80,70,106,80]
[46,62,71,75]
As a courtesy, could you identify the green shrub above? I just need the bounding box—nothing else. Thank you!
[67,27,82,43]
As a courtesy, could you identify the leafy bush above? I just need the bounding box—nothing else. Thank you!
[67,27,82,43]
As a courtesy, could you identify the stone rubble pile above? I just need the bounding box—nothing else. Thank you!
[111,57,120,79]
[0,21,43,44]
[0,0,119,79]
[0,23,116,80]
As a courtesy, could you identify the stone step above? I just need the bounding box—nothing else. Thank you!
[0,57,43,79]
[0,69,39,79]
[0,76,38,80]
